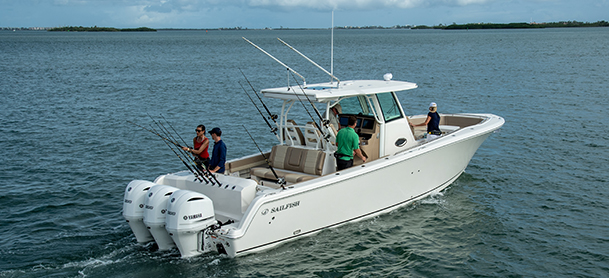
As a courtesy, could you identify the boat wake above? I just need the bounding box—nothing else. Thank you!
[421,192,446,205]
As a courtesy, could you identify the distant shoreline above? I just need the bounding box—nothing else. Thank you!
[1,21,608,31]
[412,20,609,30]
[47,26,156,32]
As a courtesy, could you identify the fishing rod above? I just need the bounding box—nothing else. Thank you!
[289,70,329,128]
[239,82,278,136]
[147,117,213,185]
[159,115,221,186]
[146,113,186,150]
[159,115,220,185]
[128,120,208,183]
[131,118,213,185]
[148,113,192,160]
[156,128,208,184]
[242,125,285,189]
[287,70,330,143]
[160,114,190,147]
[238,68,278,122]
[148,115,215,185]
[127,120,183,148]
[204,161,222,186]
[161,121,220,186]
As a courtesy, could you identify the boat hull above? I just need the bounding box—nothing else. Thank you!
[124,113,503,258]
[217,124,496,257]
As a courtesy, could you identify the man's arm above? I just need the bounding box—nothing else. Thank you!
[354,148,366,162]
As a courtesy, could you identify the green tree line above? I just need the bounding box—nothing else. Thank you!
[48,26,156,32]
[412,21,609,30]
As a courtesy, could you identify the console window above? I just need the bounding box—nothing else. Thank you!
[339,96,375,117]
[377,92,403,122]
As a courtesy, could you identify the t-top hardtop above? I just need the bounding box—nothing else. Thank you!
[261,80,418,102]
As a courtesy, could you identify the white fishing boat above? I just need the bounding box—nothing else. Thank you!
[122,38,504,258]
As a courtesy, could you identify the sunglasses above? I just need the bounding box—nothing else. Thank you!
[196,129,203,132]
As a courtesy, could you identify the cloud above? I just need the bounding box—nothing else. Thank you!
[143,0,204,13]
[47,0,493,14]
[246,0,492,10]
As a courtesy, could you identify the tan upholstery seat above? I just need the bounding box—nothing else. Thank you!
[327,123,338,146]
[250,145,326,184]
[285,120,305,146]
[304,122,321,148]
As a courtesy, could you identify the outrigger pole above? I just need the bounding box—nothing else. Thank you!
[242,37,306,86]
[277,38,340,86]
[242,125,286,189]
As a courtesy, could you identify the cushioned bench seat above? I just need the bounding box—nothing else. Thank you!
[250,168,317,183]
[250,145,326,184]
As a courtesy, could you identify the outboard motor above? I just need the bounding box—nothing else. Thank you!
[123,180,155,243]
[165,190,216,258]
[143,185,179,251]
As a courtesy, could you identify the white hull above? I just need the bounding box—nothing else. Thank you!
[219,121,496,256]
[125,113,503,257]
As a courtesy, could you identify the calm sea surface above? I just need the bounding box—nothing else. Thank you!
[1,28,608,277]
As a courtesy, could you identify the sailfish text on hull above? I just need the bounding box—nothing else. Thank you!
[271,201,300,213]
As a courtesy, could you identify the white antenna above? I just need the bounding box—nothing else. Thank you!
[277,38,340,85]
[242,37,306,86]
[331,10,334,84]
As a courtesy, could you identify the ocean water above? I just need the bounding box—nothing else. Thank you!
[1,28,608,277]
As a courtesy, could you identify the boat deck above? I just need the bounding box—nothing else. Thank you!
[225,113,486,189]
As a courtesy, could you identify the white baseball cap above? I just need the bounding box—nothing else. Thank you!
[429,102,437,108]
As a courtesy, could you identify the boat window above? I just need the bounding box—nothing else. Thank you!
[377,92,403,122]
[339,96,375,117]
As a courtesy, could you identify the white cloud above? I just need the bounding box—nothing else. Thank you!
[246,0,491,10]
[47,0,492,13]
[454,0,489,5]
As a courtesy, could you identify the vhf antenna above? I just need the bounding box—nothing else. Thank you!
[331,10,334,83]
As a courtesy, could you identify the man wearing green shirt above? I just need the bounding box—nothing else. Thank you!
[335,116,367,170]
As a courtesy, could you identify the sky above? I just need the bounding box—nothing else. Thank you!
[1,0,607,29]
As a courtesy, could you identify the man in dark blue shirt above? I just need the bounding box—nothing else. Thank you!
[208,127,226,174]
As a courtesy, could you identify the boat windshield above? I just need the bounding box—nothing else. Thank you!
[339,96,375,117]
[376,92,404,123]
